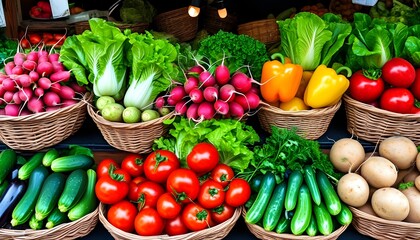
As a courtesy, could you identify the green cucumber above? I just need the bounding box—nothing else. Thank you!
[290,184,312,235]
[46,207,69,229]
[313,202,334,235]
[336,203,353,225]
[29,213,43,230]
[0,149,17,184]
[0,180,8,197]
[303,165,321,206]
[58,169,88,212]
[249,174,264,192]
[35,172,66,221]
[306,215,318,237]
[51,155,94,172]
[262,181,287,231]
[285,170,303,211]
[275,215,291,234]
[18,152,45,180]
[316,171,341,216]
[245,172,276,224]
[11,165,49,226]
[42,148,59,167]
[68,169,98,221]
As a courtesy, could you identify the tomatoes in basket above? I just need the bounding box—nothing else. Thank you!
[187,142,219,174]
[107,200,137,233]
[144,150,180,183]
[136,181,165,209]
[210,163,235,188]
[410,68,420,101]
[198,179,225,209]
[225,178,251,207]
[166,168,200,203]
[156,192,182,219]
[95,174,129,205]
[349,70,385,103]
[96,158,119,179]
[380,88,415,114]
[211,204,235,224]
[134,208,165,236]
[128,176,147,202]
[165,215,189,236]
[382,58,416,88]
[181,203,211,231]
[121,153,144,177]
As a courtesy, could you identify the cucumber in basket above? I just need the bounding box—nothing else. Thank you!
[51,155,94,172]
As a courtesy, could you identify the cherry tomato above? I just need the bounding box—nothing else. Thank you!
[128,176,147,202]
[164,215,189,236]
[144,150,180,184]
[156,192,182,219]
[382,58,416,88]
[121,153,144,177]
[114,168,131,182]
[410,68,420,100]
[96,158,119,179]
[211,204,235,224]
[166,168,200,203]
[225,178,251,207]
[380,88,415,114]
[187,142,220,174]
[107,200,137,233]
[181,203,211,231]
[349,70,385,103]
[95,175,129,205]
[210,163,234,188]
[136,181,165,209]
[134,208,165,236]
[198,179,225,209]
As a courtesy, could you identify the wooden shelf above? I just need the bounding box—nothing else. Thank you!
[19,19,73,32]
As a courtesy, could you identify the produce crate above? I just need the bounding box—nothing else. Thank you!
[237,18,280,45]
[153,7,198,42]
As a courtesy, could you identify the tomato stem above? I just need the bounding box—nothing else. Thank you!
[362,68,382,80]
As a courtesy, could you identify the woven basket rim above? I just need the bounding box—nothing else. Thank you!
[237,18,277,28]
[260,100,342,117]
[349,206,420,228]
[154,7,189,19]
[98,202,242,239]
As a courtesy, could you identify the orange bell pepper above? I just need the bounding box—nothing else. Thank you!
[260,53,303,103]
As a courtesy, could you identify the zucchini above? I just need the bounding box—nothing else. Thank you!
[68,169,98,221]
[0,149,17,184]
[42,148,59,167]
[290,184,312,235]
[316,171,341,216]
[303,165,321,206]
[284,170,303,211]
[245,172,276,224]
[313,202,334,235]
[0,181,8,197]
[275,215,291,234]
[11,165,49,226]
[51,155,94,172]
[58,169,88,212]
[0,180,26,227]
[29,213,43,230]
[35,172,66,221]
[336,203,353,225]
[18,152,45,180]
[262,181,287,231]
[306,215,318,237]
[46,207,68,229]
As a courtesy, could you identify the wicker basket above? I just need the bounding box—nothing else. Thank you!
[74,21,149,35]
[343,94,420,145]
[98,202,241,240]
[0,205,99,240]
[257,100,342,140]
[242,209,349,240]
[350,206,420,240]
[153,7,199,42]
[0,93,92,151]
[237,18,280,45]
[202,7,237,34]
[87,104,174,154]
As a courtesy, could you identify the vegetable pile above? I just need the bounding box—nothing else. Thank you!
[0,146,98,230]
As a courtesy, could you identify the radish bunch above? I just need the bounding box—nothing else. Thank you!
[157,63,261,121]
[0,49,87,116]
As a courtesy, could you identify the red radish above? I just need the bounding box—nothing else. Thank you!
[62,99,78,107]
[26,51,39,62]
[51,61,65,72]
[37,55,49,63]
[3,91,14,103]
[175,100,188,115]
[229,101,245,119]
[50,84,61,94]
[186,103,199,120]
[249,86,260,95]
[43,91,61,107]
[188,65,204,76]
[2,78,16,92]
[199,71,216,88]
[184,77,199,94]
[22,60,37,71]
[219,84,236,102]
[203,86,218,102]
[169,86,186,102]
[50,71,70,83]
[155,96,165,109]
[167,95,179,106]
[19,109,32,116]
[34,87,44,97]
[19,87,33,102]
[46,106,61,111]
[4,62,15,75]
[38,50,48,58]
[214,99,230,115]
[27,97,44,113]
[0,108,4,115]
[235,91,261,111]
[57,85,75,100]
[189,88,204,104]
[69,82,87,94]
[12,92,22,104]
[197,101,215,120]
[17,74,32,88]
[13,52,26,66]
[38,77,52,90]
[11,65,24,75]
[4,104,20,116]
[215,64,230,85]
[37,62,54,77]
[230,72,253,93]
[48,53,60,62]
[29,71,40,82]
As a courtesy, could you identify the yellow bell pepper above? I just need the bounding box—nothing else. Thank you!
[260,53,303,103]
[304,64,351,109]
[279,97,310,111]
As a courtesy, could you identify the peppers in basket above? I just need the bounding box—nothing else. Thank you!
[304,64,352,108]
[260,53,303,103]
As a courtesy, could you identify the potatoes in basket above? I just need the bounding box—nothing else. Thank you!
[371,187,410,221]
[360,156,397,188]
[379,136,417,170]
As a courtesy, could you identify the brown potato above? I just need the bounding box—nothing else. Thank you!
[379,136,417,170]
[371,187,410,221]
[361,156,398,188]
[401,186,420,223]
[337,173,369,207]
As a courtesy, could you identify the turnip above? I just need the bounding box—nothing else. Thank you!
[4,104,20,116]
[22,60,37,72]
[215,64,230,85]
[230,72,254,93]
[203,86,218,102]
[175,100,188,115]
[229,101,245,119]
[37,61,54,77]
[4,62,15,75]
[184,77,199,94]
[197,101,215,120]
[329,138,366,173]
[13,52,26,66]
[122,106,142,123]
[219,84,236,102]
[27,97,44,113]
[189,88,204,104]
[38,77,52,90]
[29,71,40,82]
[43,91,61,107]
[57,85,76,100]
[214,99,229,115]
[169,86,186,102]
[199,71,216,88]
[186,103,199,120]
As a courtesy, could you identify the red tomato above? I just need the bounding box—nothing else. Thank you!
[197,179,225,209]
[156,192,182,219]
[181,203,211,231]
[411,106,420,114]
[114,168,131,182]
[210,163,235,188]
[128,176,147,202]
[166,168,200,203]
[136,181,165,209]
[42,32,53,42]
[96,158,119,179]
[410,68,420,100]
[95,175,129,205]
[380,88,415,114]
[107,200,137,233]
[121,153,144,177]
[225,178,251,207]
[187,142,219,174]
[28,33,42,45]
[382,58,416,88]
[349,70,385,103]
[20,39,30,49]
[164,215,189,236]
[211,204,235,224]
[144,150,180,183]
[134,208,165,236]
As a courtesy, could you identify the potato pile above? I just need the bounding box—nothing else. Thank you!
[329,136,420,223]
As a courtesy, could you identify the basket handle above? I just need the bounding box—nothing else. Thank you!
[108,0,122,18]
